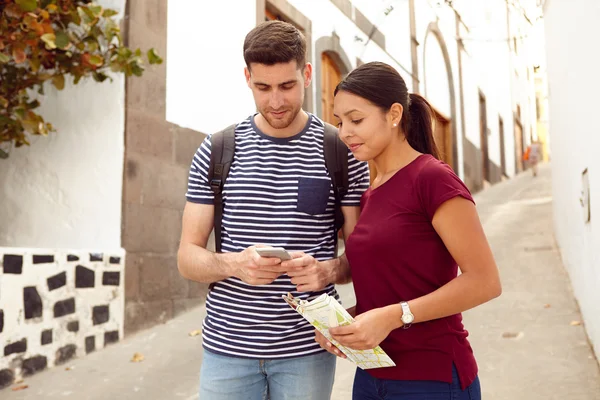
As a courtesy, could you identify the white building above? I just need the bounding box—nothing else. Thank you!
[544,0,600,362]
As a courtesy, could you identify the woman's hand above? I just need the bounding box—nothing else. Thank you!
[314,329,346,359]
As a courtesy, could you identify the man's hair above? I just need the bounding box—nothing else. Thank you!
[243,20,306,69]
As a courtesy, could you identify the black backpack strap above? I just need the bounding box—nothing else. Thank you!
[207,124,236,253]
[323,122,349,254]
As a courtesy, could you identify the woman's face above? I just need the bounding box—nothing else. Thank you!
[333,90,400,162]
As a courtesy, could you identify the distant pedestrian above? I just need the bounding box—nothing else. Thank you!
[527,141,542,177]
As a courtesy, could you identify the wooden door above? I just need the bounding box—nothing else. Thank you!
[321,53,341,126]
[499,117,506,176]
[514,119,524,173]
[432,109,453,168]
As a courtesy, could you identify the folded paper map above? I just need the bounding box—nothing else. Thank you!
[283,293,396,369]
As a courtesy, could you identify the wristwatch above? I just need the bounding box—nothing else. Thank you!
[400,301,414,329]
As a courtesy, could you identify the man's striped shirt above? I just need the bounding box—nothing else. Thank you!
[186,113,370,358]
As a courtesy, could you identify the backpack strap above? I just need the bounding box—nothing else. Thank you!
[323,122,349,255]
[207,124,236,253]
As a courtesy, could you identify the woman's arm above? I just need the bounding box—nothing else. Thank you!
[330,196,501,350]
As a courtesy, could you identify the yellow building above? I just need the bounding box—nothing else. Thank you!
[534,66,550,162]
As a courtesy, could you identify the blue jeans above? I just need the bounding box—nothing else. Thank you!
[199,350,336,400]
[353,365,481,400]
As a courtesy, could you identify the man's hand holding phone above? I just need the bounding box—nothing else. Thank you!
[250,247,335,291]
[281,251,334,293]
[231,246,287,286]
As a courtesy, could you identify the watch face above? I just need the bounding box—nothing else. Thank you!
[402,314,414,324]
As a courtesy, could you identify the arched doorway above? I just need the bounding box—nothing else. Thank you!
[423,23,458,171]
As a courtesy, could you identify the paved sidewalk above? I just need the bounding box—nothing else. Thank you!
[3,163,600,399]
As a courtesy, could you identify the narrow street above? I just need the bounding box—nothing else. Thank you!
[4,163,600,399]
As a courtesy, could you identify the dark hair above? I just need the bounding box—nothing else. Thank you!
[243,20,306,69]
[334,62,440,159]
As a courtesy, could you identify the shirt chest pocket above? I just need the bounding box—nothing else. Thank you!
[296,177,331,215]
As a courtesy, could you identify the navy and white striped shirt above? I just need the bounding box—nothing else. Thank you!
[186,114,370,358]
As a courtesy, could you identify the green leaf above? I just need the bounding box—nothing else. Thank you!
[0,148,9,159]
[110,61,123,72]
[70,9,81,24]
[0,53,10,64]
[147,48,163,65]
[41,33,57,49]
[92,71,109,82]
[0,114,13,125]
[0,97,8,108]
[82,6,97,22]
[118,47,132,59]
[15,0,38,12]
[103,9,119,18]
[88,54,103,67]
[27,100,40,109]
[52,74,65,90]
[84,37,99,52]
[30,57,41,72]
[77,7,92,24]
[22,117,39,133]
[131,63,144,77]
[89,5,103,17]
[55,31,70,49]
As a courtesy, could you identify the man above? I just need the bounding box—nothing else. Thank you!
[177,21,370,399]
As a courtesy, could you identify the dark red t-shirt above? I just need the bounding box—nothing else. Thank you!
[345,154,478,389]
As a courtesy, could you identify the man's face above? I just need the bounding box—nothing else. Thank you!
[245,61,312,129]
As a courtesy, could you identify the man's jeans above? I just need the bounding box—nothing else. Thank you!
[199,349,336,400]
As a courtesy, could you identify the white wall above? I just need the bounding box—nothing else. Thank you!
[0,1,125,249]
[544,0,600,361]
[166,0,257,134]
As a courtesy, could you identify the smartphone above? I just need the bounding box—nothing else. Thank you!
[255,247,292,261]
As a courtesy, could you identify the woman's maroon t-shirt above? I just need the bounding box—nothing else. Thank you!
[345,154,478,389]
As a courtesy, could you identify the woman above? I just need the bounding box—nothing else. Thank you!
[315,62,502,399]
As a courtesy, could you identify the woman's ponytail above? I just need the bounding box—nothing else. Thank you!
[402,93,440,160]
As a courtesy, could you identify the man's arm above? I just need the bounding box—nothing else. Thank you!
[177,202,283,285]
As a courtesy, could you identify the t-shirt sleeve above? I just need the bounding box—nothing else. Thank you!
[417,158,474,220]
[341,149,371,206]
[185,135,215,205]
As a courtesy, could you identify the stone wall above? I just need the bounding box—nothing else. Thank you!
[122,0,209,334]
[0,248,125,388]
